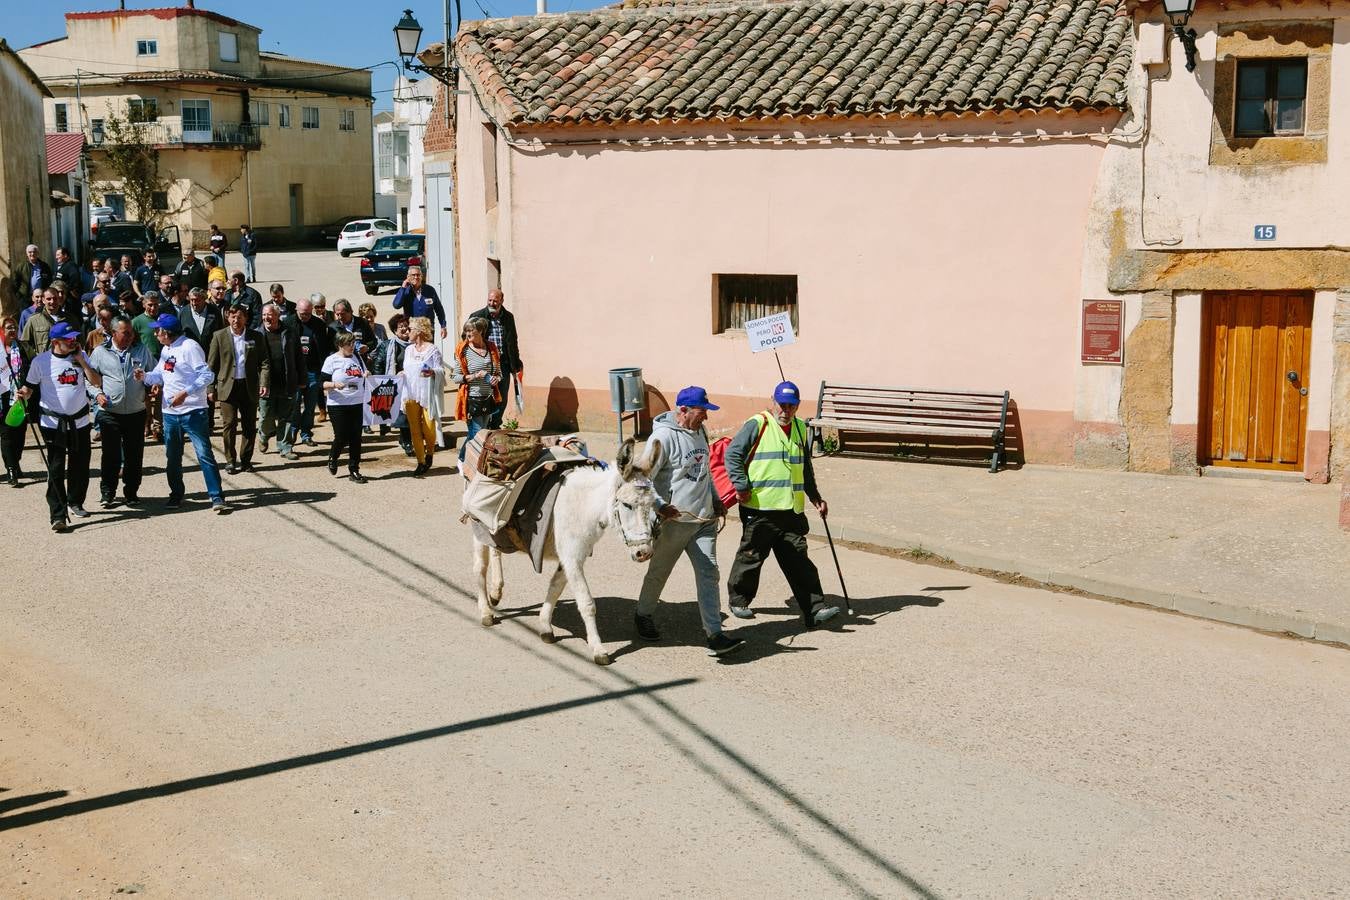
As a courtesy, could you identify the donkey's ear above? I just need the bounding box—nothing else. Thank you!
[616,438,635,476]
[636,438,663,476]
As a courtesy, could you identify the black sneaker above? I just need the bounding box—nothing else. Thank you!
[165,495,183,509]
[634,614,661,641]
[99,495,114,509]
[327,459,338,476]
[349,472,368,484]
[51,519,69,533]
[225,463,240,475]
[706,633,746,657]
[123,494,140,506]
[67,504,91,519]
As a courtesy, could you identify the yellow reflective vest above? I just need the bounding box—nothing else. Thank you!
[744,412,808,513]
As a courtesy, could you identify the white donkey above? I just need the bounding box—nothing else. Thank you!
[472,439,664,665]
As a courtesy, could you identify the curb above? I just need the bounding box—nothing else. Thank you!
[822,522,1349,649]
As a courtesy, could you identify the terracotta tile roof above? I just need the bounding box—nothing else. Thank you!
[120,69,249,84]
[45,132,85,175]
[458,0,1133,126]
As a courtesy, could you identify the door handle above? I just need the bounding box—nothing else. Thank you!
[1286,371,1299,384]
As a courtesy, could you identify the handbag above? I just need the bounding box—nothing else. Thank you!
[467,392,495,418]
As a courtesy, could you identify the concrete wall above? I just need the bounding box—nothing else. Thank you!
[0,44,52,317]
[455,75,1117,454]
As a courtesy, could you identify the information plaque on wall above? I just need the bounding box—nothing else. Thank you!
[1081,300,1123,364]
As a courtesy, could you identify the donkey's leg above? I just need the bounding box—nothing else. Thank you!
[487,548,504,608]
[539,563,566,644]
[562,559,609,666]
[472,539,496,627]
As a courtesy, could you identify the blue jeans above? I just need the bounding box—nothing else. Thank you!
[488,373,513,429]
[635,520,723,637]
[459,415,489,462]
[291,371,322,442]
[242,253,257,282]
[163,407,224,502]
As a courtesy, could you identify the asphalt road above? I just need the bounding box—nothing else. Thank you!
[1,422,1347,897]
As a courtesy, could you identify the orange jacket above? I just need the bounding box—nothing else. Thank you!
[454,338,501,420]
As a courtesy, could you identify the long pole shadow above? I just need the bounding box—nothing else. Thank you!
[0,680,694,832]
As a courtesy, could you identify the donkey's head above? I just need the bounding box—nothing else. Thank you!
[612,438,664,563]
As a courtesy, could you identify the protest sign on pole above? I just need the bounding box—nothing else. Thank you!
[744,311,795,380]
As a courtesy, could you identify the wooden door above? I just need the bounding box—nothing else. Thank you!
[1201,292,1313,470]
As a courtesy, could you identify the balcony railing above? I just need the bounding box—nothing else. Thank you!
[87,120,261,150]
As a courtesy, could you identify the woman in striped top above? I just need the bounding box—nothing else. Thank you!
[451,316,500,463]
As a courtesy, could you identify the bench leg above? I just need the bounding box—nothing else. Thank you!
[990,432,1005,473]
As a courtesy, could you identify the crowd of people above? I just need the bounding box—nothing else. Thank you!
[2,241,524,532]
[6,242,835,663]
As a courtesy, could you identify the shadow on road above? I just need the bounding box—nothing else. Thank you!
[0,680,695,832]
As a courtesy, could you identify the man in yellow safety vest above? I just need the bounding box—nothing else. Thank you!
[724,381,840,628]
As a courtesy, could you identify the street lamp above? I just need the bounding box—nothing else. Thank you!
[1162,0,1199,72]
[393,8,456,86]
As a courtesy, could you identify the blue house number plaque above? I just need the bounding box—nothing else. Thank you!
[1254,225,1276,240]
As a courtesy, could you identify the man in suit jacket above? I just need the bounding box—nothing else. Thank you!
[469,289,524,428]
[257,302,301,460]
[327,299,376,365]
[207,303,270,473]
[178,287,223,350]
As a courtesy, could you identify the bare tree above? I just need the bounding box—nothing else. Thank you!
[89,105,241,230]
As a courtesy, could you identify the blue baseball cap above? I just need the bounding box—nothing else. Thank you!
[153,313,181,331]
[49,322,80,342]
[675,386,719,410]
[773,381,801,405]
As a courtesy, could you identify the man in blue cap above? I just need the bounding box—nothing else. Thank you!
[633,386,745,657]
[16,321,103,530]
[134,313,228,513]
[723,380,840,628]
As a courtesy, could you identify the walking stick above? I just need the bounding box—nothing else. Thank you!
[821,513,852,615]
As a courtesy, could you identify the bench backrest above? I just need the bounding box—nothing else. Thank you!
[816,382,1009,427]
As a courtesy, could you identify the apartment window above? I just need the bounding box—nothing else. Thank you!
[379,130,410,179]
[127,98,159,123]
[54,103,68,132]
[713,274,798,333]
[219,32,239,63]
[277,104,291,128]
[339,109,356,132]
[482,122,498,211]
[302,107,319,130]
[1235,59,1307,136]
[181,99,212,139]
[136,39,157,56]
[250,100,269,126]
[151,191,169,211]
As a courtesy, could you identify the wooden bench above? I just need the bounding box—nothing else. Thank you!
[807,382,1011,473]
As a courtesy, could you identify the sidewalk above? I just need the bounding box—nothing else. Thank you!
[813,456,1350,647]
[574,430,1348,646]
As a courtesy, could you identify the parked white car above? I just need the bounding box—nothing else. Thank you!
[337,218,398,256]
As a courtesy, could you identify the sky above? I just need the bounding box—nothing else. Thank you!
[2,0,608,111]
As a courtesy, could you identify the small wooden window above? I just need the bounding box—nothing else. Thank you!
[136,39,157,56]
[278,104,291,128]
[54,103,68,132]
[151,191,169,211]
[1235,59,1307,136]
[339,109,356,132]
[713,274,798,333]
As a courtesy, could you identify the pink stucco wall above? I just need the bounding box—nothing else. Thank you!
[456,102,1117,460]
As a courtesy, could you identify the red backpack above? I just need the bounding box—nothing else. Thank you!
[708,418,768,510]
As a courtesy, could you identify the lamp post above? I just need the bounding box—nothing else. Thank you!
[394,8,456,86]
[1162,0,1199,72]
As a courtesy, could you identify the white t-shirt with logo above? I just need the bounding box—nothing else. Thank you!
[321,351,366,407]
[25,350,92,429]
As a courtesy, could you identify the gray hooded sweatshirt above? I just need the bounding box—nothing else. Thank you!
[648,410,717,522]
